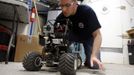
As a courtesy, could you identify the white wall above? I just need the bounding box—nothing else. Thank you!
[83,0,123,48]
[83,0,134,64]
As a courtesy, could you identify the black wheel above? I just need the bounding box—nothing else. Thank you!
[77,54,82,69]
[22,51,43,71]
[58,53,77,75]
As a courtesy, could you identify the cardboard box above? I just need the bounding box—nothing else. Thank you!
[14,35,43,62]
[127,28,134,38]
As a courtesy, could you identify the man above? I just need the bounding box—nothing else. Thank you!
[55,0,103,70]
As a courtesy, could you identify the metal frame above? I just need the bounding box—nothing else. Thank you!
[5,5,19,64]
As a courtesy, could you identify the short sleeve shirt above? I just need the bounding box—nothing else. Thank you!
[55,4,101,42]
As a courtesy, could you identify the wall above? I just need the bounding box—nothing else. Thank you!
[83,0,123,48]
[83,0,134,64]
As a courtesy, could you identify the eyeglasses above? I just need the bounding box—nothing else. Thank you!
[59,2,74,8]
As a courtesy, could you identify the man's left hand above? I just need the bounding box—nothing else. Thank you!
[90,55,104,70]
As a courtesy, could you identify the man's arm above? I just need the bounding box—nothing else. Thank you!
[92,28,102,57]
[90,28,103,70]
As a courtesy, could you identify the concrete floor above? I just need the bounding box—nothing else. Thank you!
[0,62,134,75]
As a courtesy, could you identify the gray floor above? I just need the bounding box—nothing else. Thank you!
[0,62,134,75]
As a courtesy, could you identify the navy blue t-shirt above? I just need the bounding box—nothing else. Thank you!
[55,5,101,42]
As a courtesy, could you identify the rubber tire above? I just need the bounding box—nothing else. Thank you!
[22,51,43,71]
[58,53,77,75]
[77,54,82,69]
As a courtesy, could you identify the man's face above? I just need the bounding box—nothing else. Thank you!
[59,0,75,17]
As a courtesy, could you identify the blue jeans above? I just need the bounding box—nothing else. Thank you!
[68,33,101,69]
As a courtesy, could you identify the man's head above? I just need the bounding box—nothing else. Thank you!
[59,0,78,17]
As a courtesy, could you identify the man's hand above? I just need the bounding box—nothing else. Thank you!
[91,29,104,70]
[90,55,104,70]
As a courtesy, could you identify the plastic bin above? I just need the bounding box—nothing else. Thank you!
[128,40,134,65]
